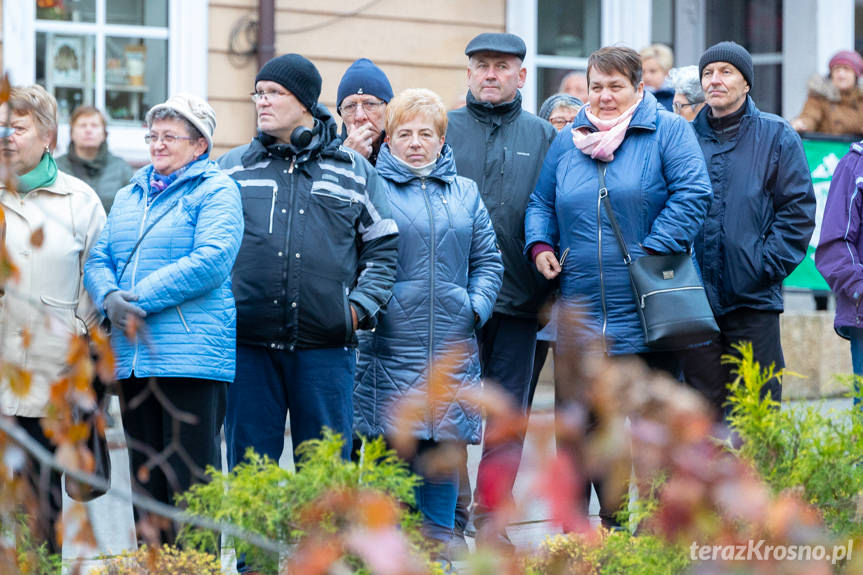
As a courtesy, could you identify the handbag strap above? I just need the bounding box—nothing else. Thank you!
[596,162,632,265]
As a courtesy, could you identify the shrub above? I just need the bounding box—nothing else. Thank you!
[92,545,221,575]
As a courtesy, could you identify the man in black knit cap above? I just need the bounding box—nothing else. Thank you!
[220,54,398,478]
[679,41,815,419]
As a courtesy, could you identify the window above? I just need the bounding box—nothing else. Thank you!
[705,0,783,114]
[3,0,207,161]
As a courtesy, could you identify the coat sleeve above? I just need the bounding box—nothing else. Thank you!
[466,180,504,326]
[348,165,399,328]
[642,115,713,254]
[793,95,825,133]
[524,129,568,254]
[132,176,244,314]
[762,128,817,281]
[815,151,863,301]
[76,193,107,330]
[84,201,120,311]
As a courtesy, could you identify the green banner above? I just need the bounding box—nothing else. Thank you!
[783,138,854,290]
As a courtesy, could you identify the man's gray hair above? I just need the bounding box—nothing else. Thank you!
[145,107,204,141]
[668,66,705,105]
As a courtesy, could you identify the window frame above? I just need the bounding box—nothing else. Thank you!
[3,0,208,163]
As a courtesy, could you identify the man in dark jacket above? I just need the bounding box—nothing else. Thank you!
[680,42,816,417]
[336,58,393,165]
[220,54,399,469]
[446,32,556,548]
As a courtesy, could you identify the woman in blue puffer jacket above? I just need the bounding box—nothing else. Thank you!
[354,88,503,549]
[525,46,712,528]
[84,93,243,543]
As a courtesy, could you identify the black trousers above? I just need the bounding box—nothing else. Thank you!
[678,307,784,418]
[119,376,226,544]
[16,416,63,555]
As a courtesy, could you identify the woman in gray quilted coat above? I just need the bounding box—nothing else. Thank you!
[353,88,503,551]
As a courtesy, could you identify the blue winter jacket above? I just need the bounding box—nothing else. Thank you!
[354,144,503,443]
[692,97,816,315]
[84,158,244,382]
[525,92,713,355]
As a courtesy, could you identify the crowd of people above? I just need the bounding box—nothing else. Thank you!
[12,30,863,567]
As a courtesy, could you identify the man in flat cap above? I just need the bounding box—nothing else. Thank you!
[678,41,815,419]
[337,58,393,165]
[447,32,556,551]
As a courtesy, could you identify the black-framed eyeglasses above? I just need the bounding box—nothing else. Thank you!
[340,99,386,116]
[144,133,197,145]
[672,101,702,114]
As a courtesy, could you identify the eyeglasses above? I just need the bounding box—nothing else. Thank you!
[340,100,386,116]
[144,133,197,145]
[250,90,289,103]
[672,102,701,114]
[549,117,573,129]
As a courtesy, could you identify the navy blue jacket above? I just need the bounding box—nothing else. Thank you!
[525,92,713,355]
[692,97,816,315]
[219,105,398,350]
[447,91,556,318]
[354,144,503,443]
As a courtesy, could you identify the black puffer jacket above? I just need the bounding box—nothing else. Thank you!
[446,91,556,318]
[219,105,398,350]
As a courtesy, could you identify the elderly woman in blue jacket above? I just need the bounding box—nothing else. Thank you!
[525,46,712,527]
[354,88,503,549]
[84,93,243,543]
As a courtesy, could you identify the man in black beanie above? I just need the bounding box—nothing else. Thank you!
[219,53,398,494]
[678,41,815,419]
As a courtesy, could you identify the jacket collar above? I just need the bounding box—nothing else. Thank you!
[130,156,210,196]
[572,90,660,134]
[375,142,457,185]
[693,95,758,143]
[242,103,349,167]
[465,90,523,126]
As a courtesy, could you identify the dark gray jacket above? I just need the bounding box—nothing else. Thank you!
[56,142,134,213]
[219,104,398,350]
[446,91,556,318]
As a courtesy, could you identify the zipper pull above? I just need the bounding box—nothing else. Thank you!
[288,157,295,174]
[421,177,426,190]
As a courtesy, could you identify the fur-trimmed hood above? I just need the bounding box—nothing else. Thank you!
[806,73,863,102]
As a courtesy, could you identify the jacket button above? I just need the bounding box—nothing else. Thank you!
[281,208,287,214]
[278,251,283,257]
[291,301,297,308]
[295,253,301,258]
[273,299,278,305]
[289,344,295,352]
[299,209,304,215]
[270,343,276,349]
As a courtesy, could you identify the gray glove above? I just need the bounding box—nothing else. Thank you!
[104,290,146,332]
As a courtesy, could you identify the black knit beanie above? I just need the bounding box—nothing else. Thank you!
[256,53,322,112]
[699,41,754,87]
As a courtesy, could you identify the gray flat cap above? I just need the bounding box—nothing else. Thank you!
[465,33,526,60]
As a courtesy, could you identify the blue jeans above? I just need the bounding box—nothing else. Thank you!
[848,327,863,406]
[412,440,460,543]
[225,343,356,468]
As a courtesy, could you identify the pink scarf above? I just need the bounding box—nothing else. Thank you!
[572,94,643,161]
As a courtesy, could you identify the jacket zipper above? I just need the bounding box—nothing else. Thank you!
[440,192,453,228]
[268,187,277,234]
[421,178,436,437]
[176,306,191,333]
[597,171,608,354]
[639,286,703,309]
[131,200,151,372]
[285,157,296,348]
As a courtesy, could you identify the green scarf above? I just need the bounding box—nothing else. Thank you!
[18,152,58,193]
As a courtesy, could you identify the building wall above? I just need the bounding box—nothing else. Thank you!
[208,0,505,157]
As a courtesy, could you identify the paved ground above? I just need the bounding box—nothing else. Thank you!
[59,365,854,573]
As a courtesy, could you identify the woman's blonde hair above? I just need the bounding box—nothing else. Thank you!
[640,44,674,73]
[8,84,58,139]
[385,88,447,137]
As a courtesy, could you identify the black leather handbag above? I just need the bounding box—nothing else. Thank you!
[597,163,719,350]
